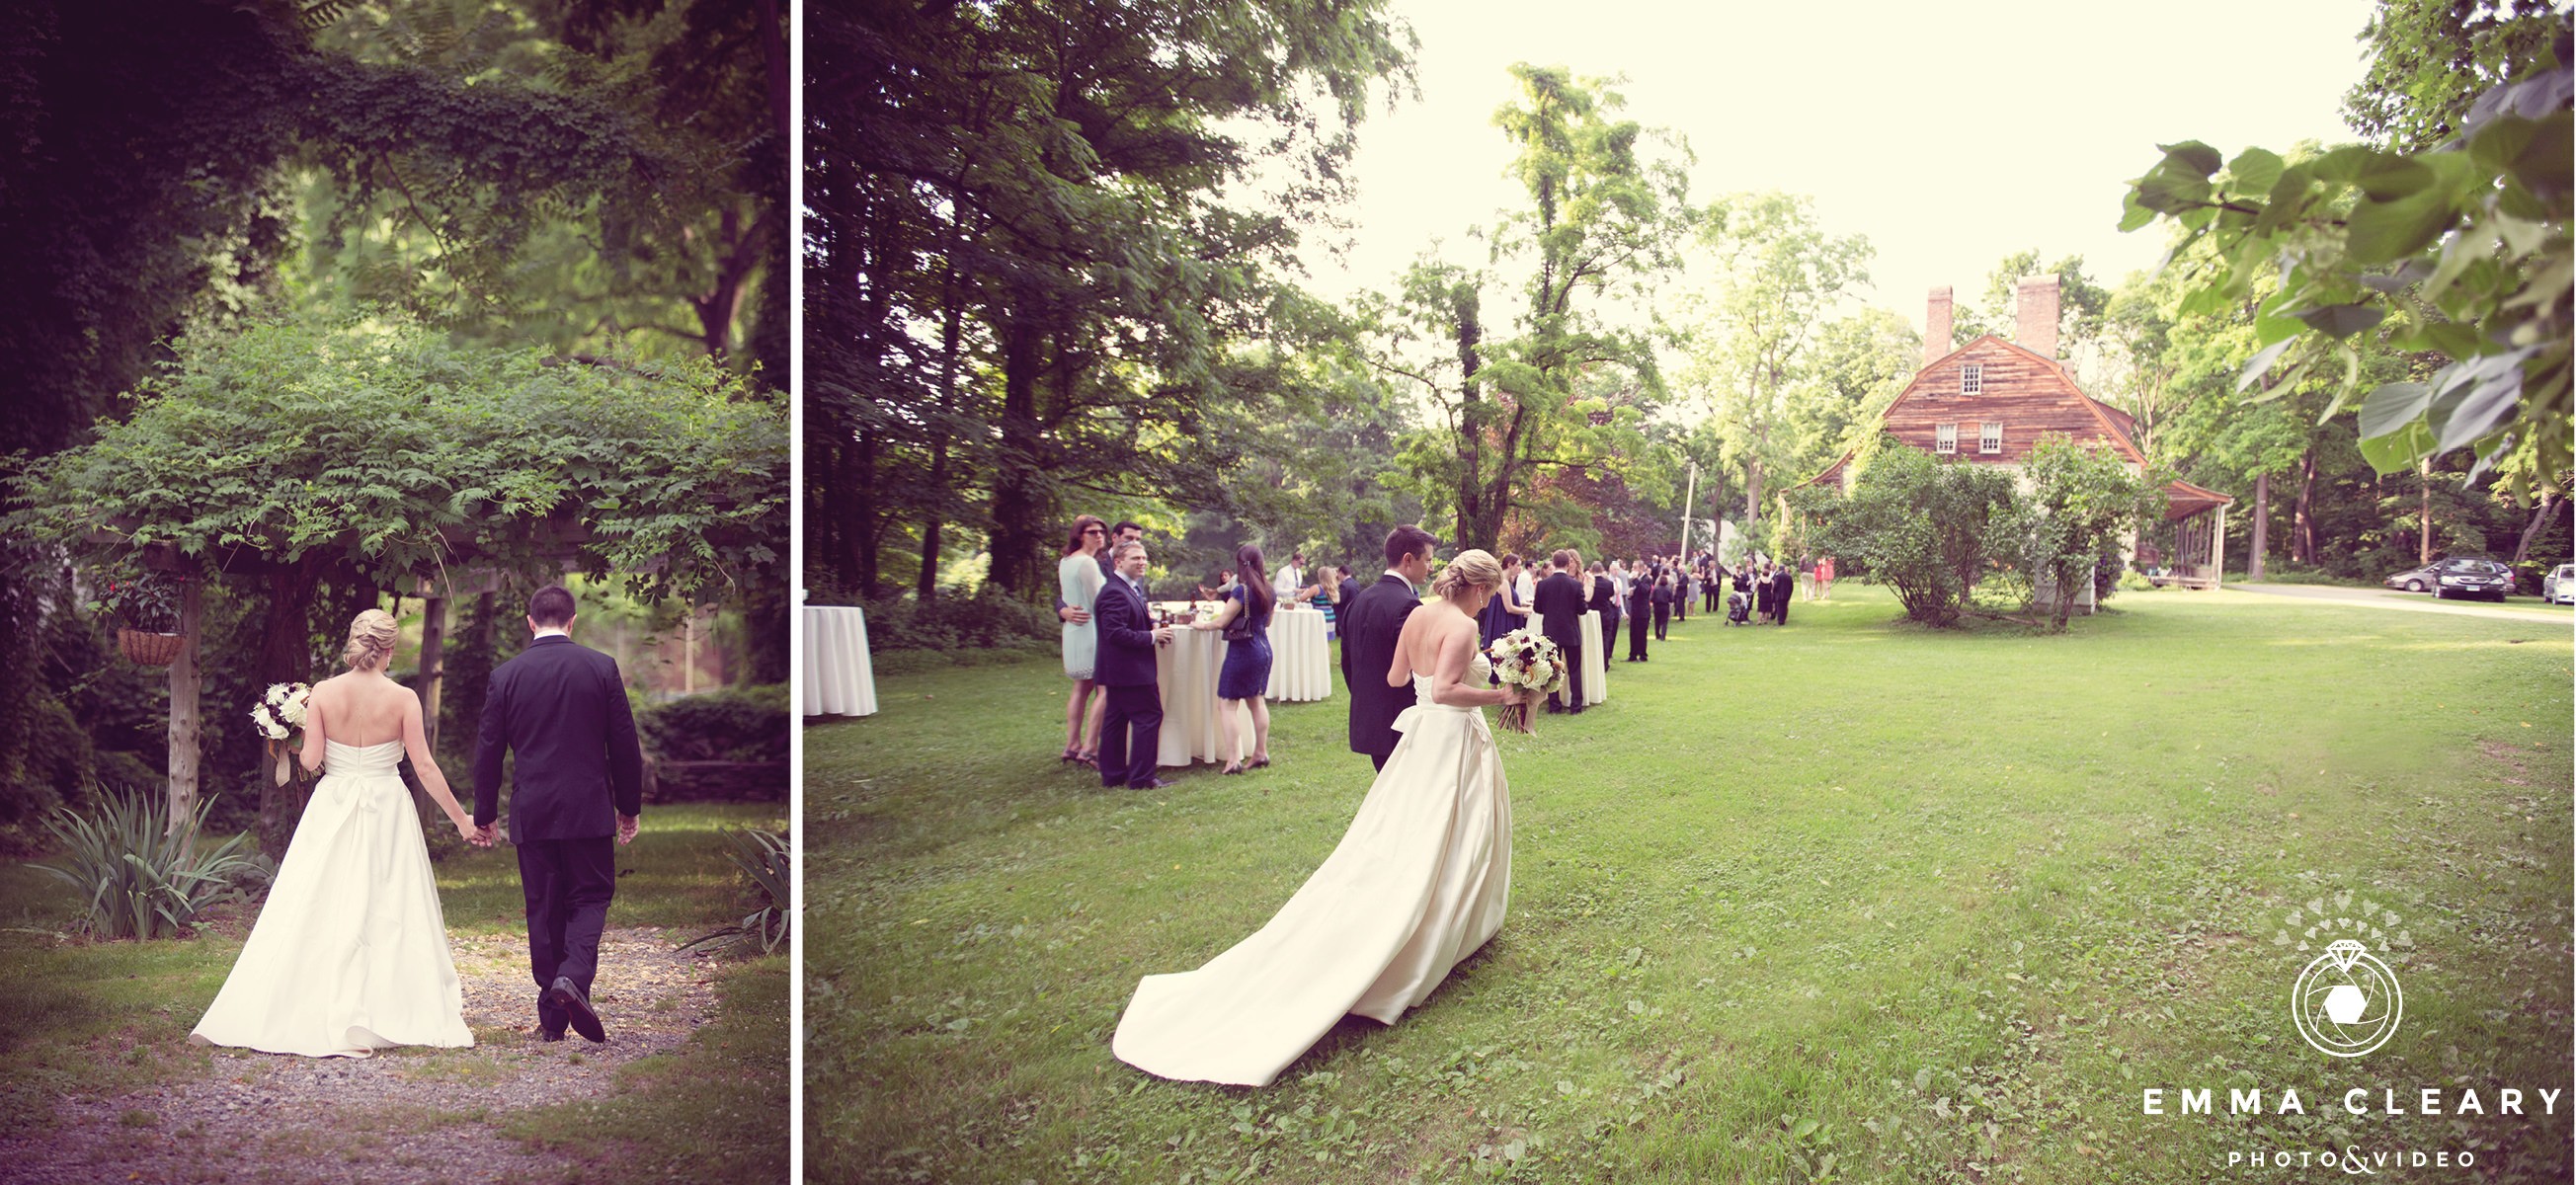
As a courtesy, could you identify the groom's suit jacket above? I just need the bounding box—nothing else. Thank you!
[1341,573,1419,760]
[473,635,646,843]
[1092,574,1162,690]
[1533,570,1586,648]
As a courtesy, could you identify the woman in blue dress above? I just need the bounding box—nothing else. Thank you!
[1192,542,1275,774]
[1477,552,1531,648]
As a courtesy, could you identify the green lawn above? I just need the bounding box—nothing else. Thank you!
[0,801,787,1181]
[805,586,2573,1183]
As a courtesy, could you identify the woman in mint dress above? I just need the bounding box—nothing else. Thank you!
[1060,515,1108,765]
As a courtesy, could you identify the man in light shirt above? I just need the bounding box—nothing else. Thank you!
[1272,551,1314,604]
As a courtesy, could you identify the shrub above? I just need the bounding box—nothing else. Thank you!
[1813,443,2022,627]
[680,827,789,955]
[639,683,788,763]
[36,791,265,939]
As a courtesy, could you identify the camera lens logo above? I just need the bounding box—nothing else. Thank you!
[2292,938,2402,1058]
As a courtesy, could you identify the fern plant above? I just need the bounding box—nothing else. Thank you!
[680,827,789,956]
[37,791,264,940]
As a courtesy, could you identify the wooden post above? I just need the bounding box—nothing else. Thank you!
[168,578,201,852]
[419,592,446,750]
[2210,505,2228,591]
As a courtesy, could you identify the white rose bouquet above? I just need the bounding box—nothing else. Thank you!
[249,682,312,785]
[1485,627,1566,735]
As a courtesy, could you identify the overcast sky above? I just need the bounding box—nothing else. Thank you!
[1292,0,2380,335]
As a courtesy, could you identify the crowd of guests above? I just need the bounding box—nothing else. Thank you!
[1053,512,1840,781]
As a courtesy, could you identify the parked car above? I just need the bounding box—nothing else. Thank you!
[2385,557,2515,599]
[2544,563,2575,605]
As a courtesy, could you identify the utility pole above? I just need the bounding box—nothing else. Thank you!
[1679,458,1700,554]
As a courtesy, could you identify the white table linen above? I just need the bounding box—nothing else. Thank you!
[1265,605,1331,702]
[1578,609,1608,705]
[1154,627,1228,766]
[803,606,877,717]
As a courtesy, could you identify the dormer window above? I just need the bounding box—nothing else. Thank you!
[1960,363,1983,395]
[1935,423,1958,453]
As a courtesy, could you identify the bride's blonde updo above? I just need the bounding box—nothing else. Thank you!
[343,608,398,672]
[1430,548,1503,601]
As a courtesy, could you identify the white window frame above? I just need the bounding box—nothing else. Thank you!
[1934,423,1958,454]
[1960,363,1982,395]
[1979,423,2003,454]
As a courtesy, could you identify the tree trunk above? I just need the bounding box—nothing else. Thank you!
[2419,460,2434,563]
[1450,285,1489,551]
[256,562,318,860]
[2293,446,2318,564]
[418,594,446,751]
[2512,489,2558,564]
[2248,471,2269,582]
[167,577,201,855]
[987,317,1045,596]
[918,263,967,604]
[1743,457,1765,538]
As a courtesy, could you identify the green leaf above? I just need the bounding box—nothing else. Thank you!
[2358,416,2438,475]
[2353,153,2435,199]
[2345,189,2457,265]
[2225,147,2284,195]
[2290,303,2385,340]
[2158,141,2223,178]
[2234,338,2296,393]
[2356,381,2432,441]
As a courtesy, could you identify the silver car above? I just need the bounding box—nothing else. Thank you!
[2544,563,2575,605]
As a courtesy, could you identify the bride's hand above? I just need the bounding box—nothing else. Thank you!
[452,814,478,843]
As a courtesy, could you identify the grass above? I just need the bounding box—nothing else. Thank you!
[0,801,788,1182]
[804,585,2573,1183]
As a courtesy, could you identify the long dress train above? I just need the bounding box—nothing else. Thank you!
[1112,657,1510,1086]
[190,740,473,1058]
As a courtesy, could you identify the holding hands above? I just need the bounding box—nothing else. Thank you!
[452,814,498,847]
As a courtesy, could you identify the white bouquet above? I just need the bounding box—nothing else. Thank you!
[248,682,311,741]
[1485,627,1567,735]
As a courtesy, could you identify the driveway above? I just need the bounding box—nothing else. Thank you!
[2231,581,2573,626]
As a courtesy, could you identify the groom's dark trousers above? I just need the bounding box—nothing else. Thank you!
[475,634,645,1036]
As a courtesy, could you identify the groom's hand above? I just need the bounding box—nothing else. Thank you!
[472,822,499,847]
[616,814,639,845]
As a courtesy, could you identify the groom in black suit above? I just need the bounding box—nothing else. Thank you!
[1093,539,1177,790]
[1532,549,1587,714]
[473,585,645,1044]
[1342,524,1437,771]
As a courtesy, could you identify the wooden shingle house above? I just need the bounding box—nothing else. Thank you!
[1806,276,2233,592]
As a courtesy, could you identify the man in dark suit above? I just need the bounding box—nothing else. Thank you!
[1342,524,1437,770]
[473,585,645,1044]
[1586,561,1620,661]
[1093,539,1177,790]
[1771,562,1796,625]
[1533,549,1587,714]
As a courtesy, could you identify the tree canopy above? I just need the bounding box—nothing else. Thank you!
[13,316,785,605]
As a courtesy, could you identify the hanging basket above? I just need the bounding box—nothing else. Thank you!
[119,628,185,667]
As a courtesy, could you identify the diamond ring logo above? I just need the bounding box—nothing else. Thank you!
[2293,938,2403,1058]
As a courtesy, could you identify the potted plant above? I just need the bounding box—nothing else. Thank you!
[91,570,186,666]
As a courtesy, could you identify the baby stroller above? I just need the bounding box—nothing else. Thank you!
[1726,590,1751,625]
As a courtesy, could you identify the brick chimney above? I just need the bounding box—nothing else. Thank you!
[1923,286,1953,364]
[2016,275,2060,358]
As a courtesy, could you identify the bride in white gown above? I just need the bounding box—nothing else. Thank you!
[191,608,482,1058]
[1113,548,1527,1086]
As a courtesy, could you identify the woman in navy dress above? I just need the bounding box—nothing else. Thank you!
[1478,552,1531,648]
[1193,542,1275,774]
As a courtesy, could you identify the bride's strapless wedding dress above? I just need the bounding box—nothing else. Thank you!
[1113,654,1511,1086]
[190,740,472,1058]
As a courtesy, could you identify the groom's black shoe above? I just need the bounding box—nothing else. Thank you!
[530,1026,565,1043]
[548,976,607,1043]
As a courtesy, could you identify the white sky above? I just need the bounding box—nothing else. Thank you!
[1296,0,2380,335]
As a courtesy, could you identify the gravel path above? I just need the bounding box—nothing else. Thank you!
[0,927,727,1185]
[2230,581,2573,625]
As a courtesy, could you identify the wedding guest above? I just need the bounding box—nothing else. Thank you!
[1771,562,1795,625]
[1672,562,1688,622]
[1195,543,1276,775]
[1625,571,1651,661]
[1753,561,1775,622]
[1273,551,1316,605]
[1799,554,1817,601]
[1479,553,1532,647]
[1095,539,1177,790]
[1816,554,1835,600]
[1703,555,1722,613]
[1587,561,1621,659]
[1314,565,1342,641]
[1532,550,1587,714]
[1513,554,1537,612]
[1337,565,1364,614]
[1061,519,1146,625]
[1058,516,1109,766]
[1650,571,1673,640]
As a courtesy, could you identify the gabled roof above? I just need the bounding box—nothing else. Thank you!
[1799,334,2149,490]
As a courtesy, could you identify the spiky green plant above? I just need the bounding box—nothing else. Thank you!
[36,791,263,939]
[679,827,789,955]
